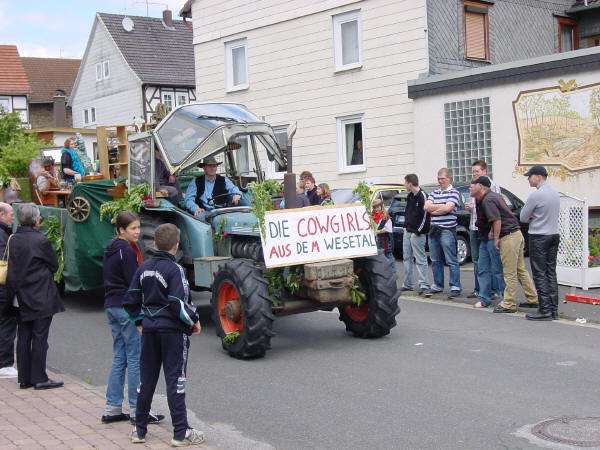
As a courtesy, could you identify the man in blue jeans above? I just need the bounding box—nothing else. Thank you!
[424,168,462,299]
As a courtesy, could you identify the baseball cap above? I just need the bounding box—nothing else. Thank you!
[523,165,548,177]
[471,176,491,188]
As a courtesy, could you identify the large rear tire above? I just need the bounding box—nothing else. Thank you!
[339,255,400,338]
[211,260,275,359]
[138,213,166,259]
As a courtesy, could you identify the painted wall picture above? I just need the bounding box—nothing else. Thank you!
[514,80,600,171]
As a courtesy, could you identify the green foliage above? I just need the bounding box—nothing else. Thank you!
[42,216,65,283]
[589,228,600,267]
[285,267,302,295]
[223,331,240,344]
[74,133,94,174]
[214,217,227,242]
[0,133,42,180]
[350,274,366,306]
[249,179,282,237]
[265,267,302,305]
[99,183,150,223]
[352,181,376,231]
[0,112,22,149]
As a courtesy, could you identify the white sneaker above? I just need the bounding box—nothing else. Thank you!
[131,426,146,444]
[171,428,206,447]
[0,366,18,378]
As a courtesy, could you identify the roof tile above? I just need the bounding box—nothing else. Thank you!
[98,12,195,86]
[0,45,31,95]
[21,57,80,103]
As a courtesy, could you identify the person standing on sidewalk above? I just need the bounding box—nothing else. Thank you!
[469,177,505,309]
[465,160,502,300]
[102,211,164,424]
[6,204,64,390]
[520,165,560,321]
[0,203,17,379]
[401,174,431,297]
[471,177,537,313]
[124,224,205,447]
[424,168,462,299]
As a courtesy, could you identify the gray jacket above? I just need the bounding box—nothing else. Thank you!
[520,181,560,235]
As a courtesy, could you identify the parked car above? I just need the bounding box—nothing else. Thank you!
[389,183,529,265]
[331,183,405,207]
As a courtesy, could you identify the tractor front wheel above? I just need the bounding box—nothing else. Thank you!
[339,255,400,338]
[211,260,274,359]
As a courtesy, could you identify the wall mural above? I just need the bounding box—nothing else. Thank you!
[513,80,600,173]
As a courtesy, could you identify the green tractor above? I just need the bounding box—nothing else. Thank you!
[52,103,400,359]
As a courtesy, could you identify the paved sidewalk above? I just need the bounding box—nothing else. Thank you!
[0,370,177,449]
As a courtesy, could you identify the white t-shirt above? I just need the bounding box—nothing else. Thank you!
[469,179,501,231]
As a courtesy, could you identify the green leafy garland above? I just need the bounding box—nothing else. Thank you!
[352,181,377,232]
[99,183,150,223]
[349,274,366,306]
[265,267,302,305]
[223,331,240,344]
[214,217,227,242]
[248,179,282,236]
[42,216,65,283]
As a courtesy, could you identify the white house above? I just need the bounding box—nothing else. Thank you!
[0,45,31,127]
[180,0,429,186]
[70,10,196,128]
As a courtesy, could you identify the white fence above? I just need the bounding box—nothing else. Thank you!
[556,193,600,290]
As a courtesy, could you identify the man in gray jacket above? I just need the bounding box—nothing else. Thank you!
[520,166,560,321]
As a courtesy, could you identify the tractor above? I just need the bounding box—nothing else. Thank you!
[56,102,400,359]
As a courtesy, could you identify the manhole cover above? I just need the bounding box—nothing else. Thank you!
[532,417,600,447]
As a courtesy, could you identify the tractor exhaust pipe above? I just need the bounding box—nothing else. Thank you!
[284,122,298,209]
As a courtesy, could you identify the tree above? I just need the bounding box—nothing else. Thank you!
[0,112,22,151]
[74,133,94,174]
[0,111,43,184]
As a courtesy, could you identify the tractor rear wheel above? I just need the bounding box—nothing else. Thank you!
[211,260,275,359]
[138,213,166,259]
[339,255,400,338]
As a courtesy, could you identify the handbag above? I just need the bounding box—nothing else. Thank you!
[0,235,12,285]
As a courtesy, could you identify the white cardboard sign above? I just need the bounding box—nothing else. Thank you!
[261,204,378,268]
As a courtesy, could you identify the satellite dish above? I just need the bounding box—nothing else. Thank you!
[122,16,134,32]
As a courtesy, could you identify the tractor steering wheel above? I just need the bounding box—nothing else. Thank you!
[209,192,233,209]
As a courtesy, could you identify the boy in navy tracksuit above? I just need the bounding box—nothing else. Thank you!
[123,224,205,446]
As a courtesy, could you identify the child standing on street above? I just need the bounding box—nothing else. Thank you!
[124,224,205,446]
[102,212,164,425]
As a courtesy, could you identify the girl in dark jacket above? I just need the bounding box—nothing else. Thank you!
[102,212,161,424]
[6,203,64,390]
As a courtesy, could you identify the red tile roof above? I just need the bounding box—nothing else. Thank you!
[0,45,31,95]
[21,57,81,103]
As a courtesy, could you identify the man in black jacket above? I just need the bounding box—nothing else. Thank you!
[7,203,64,389]
[0,202,17,379]
[124,224,205,446]
[402,174,431,297]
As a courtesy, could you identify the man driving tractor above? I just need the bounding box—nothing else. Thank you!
[184,156,243,218]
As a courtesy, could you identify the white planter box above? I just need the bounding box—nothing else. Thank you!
[558,266,600,290]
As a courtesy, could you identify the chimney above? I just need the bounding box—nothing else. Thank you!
[53,90,67,128]
[162,9,174,29]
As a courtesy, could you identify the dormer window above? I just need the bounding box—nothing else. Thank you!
[558,18,579,52]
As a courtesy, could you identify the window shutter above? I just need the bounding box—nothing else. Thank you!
[465,11,487,59]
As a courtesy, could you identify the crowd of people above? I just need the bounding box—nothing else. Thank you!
[400,160,561,321]
[0,152,561,446]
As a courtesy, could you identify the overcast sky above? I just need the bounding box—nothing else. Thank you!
[0,0,186,59]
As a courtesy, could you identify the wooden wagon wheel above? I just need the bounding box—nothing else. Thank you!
[67,197,91,223]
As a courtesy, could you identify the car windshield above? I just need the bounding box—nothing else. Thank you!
[154,103,285,173]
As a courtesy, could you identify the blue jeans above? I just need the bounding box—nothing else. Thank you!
[477,240,505,305]
[429,227,461,292]
[106,307,140,414]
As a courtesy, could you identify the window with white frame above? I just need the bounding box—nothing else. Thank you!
[84,109,89,125]
[83,107,96,125]
[91,107,96,123]
[225,39,248,92]
[161,92,174,111]
[336,114,365,173]
[333,10,362,71]
[176,92,189,107]
[96,60,110,81]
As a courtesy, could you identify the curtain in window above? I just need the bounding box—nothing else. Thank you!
[341,20,359,65]
[232,46,247,86]
[561,26,574,51]
[345,123,355,165]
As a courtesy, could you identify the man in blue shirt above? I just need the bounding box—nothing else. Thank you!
[184,156,242,218]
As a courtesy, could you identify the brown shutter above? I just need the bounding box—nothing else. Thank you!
[465,11,487,60]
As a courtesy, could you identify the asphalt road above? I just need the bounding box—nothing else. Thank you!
[47,289,600,450]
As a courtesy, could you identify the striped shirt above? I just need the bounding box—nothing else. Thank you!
[428,185,460,228]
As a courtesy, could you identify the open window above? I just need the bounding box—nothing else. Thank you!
[464,1,490,61]
[337,113,365,173]
[558,17,579,52]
